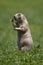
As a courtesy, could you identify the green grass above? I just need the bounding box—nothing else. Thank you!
[0,0,43,65]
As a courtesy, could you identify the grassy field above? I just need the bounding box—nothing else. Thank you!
[0,0,43,65]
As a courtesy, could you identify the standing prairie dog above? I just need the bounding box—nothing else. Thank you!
[11,13,33,52]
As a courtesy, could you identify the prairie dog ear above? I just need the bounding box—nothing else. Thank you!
[22,15,26,20]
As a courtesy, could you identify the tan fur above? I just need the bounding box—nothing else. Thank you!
[11,13,33,52]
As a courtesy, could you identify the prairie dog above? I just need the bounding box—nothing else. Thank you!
[11,13,33,52]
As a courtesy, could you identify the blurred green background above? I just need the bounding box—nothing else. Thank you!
[0,0,43,65]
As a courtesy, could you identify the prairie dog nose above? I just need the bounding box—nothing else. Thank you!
[10,18,13,22]
[11,16,16,22]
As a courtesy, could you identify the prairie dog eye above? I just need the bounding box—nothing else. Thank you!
[18,13,21,17]
[17,14,21,19]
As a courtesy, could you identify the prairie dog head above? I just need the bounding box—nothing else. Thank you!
[14,13,26,21]
[11,13,27,27]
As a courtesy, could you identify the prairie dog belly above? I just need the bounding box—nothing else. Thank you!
[17,30,33,50]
